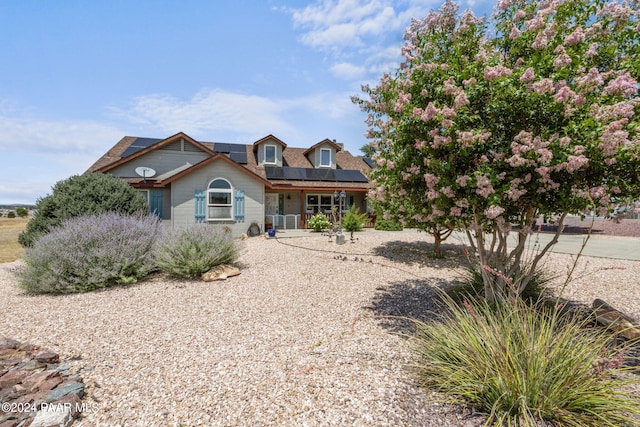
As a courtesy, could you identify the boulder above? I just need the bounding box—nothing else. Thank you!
[592,299,640,340]
[202,265,241,282]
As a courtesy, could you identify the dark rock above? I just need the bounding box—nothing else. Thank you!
[44,382,85,403]
[0,370,28,389]
[34,352,59,365]
[0,338,20,350]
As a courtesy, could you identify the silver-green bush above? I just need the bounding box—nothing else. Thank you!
[18,213,161,293]
[155,224,240,278]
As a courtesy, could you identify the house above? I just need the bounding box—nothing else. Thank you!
[87,132,374,236]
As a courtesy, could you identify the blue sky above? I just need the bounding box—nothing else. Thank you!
[0,0,493,204]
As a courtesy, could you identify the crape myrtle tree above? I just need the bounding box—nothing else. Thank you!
[353,0,640,303]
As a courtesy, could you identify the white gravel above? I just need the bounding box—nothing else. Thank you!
[1,229,639,426]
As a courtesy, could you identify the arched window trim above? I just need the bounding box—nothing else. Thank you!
[207,178,233,221]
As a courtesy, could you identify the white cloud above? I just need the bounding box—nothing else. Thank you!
[287,0,437,51]
[331,62,367,79]
[115,89,298,142]
[0,115,122,155]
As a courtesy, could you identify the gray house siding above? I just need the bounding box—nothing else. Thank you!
[170,159,265,236]
[108,149,210,179]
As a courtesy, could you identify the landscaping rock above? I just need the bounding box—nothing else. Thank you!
[44,382,85,403]
[592,299,640,340]
[0,338,87,427]
[35,352,59,364]
[202,264,241,282]
[31,406,73,427]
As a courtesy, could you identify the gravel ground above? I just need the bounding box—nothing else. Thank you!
[1,228,639,426]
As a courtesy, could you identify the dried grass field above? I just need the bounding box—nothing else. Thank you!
[0,217,28,263]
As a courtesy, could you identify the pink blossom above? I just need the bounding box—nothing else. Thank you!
[510,25,521,40]
[484,205,505,219]
[484,65,513,81]
[454,92,470,109]
[554,85,576,103]
[559,136,571,146]
[553,51,572,69]
[520,67,535,83]
[514,10,526,21]
[585,43,598,57]
[603,72,638,97]
[456,130,475,146]
[525,16,545,31]
[441,186,455,198]
[421,102,440,121]
[456,175,470,187]
[475,175,495,198]
[450,207,462,216]
[564,26,585,45]
[565,155,589,172]
[532,78,555,94]
[424,173,440,189]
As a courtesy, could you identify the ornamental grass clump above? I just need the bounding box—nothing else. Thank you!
[18,212,161,294]
[411,295,640,426]
[156,224,240,278]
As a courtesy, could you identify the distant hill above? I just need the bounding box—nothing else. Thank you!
[0,204,36,210]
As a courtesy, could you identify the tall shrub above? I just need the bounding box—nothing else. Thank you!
[354,0,640,302]
[18,213,161,293]
[19,172,148,247]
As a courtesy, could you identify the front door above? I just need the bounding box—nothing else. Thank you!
[265,193,279,215]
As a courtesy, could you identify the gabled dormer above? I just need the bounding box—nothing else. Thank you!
[253,135,287,167]
[303,139,342,169]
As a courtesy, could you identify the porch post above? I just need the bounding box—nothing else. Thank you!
[300,190,305,228]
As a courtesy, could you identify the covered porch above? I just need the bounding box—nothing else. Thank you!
[264,188,374,230]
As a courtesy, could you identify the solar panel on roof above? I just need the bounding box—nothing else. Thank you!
[265,166,368,183]
[121,137,162,158]
[334,169,369,182]
[213,142,246,153]
[229,152,247,164]
[363,157,375,168]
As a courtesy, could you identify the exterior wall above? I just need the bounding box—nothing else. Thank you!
[308,144,336,169]
[170,159,265,237]
[108,148,210,178]
[255,142,283,167]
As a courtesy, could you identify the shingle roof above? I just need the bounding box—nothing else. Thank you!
[88,133,371,189]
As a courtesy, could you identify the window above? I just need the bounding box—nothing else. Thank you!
[265,144,276,164]
[306,194,333,213]
[320,148,331,167]
[207,178,233,220]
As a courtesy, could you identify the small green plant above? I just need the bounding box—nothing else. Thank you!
[342,205,367,239]
[156,224,240,278]
[411,295,640,426]
[308,213,331,232]
[374,217,403,231]
[18,213,160,293]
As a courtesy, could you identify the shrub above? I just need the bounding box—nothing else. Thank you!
[342,205,367,237]
[412,296,640,426]
[156,224,240,278]
[19,172,148,247]
[18,213,161,294]
[374,217,403,231]
[308,213,331,232]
